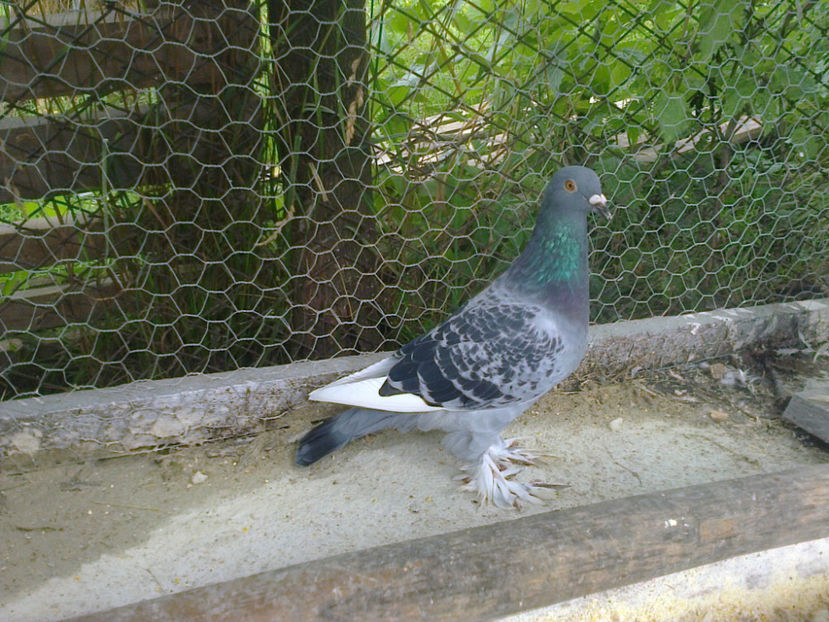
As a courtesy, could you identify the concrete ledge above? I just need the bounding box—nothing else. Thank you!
[585,297,829,378]
[2,297,828,457]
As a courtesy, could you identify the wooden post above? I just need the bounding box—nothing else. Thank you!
[269,0,384,359]
[86,0,266,379]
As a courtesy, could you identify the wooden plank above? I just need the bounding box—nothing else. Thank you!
[0,2,261,202]
[0,4,259,103]
[0,100,221,201]
[0,215,105,273]
[0,106,150,201]
[68,464,829,622]
[625,117,764,164]
[0,279,120,331]
[375,115,763,170]
[783,381,829,443]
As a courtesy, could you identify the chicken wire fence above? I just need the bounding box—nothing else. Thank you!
[0,0,827,401]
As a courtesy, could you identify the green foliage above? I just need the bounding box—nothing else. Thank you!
[368,0,829,340]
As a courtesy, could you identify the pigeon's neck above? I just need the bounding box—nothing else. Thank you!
[505,210,589,306]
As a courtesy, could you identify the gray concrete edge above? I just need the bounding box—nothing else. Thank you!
[2,297,828,457]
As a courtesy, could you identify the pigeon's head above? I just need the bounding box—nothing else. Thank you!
[545,166,610,219]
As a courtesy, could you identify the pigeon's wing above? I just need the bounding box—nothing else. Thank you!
[307,356,445,412]
[379,300,567,410]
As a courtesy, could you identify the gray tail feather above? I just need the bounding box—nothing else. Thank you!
[295,408,405,466]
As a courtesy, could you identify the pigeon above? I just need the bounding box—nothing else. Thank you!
[296,166,610,508]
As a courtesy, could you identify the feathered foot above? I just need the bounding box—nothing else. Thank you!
[493,437,551,467]
[457,440,566,510]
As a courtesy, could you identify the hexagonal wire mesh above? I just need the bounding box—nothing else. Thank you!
[0,0,827,401]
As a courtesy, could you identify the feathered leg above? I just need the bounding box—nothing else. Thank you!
[457,437,562,509]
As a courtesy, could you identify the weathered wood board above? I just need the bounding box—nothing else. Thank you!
[784,379,829,444]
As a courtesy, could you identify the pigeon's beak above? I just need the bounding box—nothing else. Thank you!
[588,193,610,219]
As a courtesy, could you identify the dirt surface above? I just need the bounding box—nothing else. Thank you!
[1,352,828,620]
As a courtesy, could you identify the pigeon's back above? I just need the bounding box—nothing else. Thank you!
[377,279,587,412]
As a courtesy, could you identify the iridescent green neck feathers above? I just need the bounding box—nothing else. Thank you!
[504,210,589,297]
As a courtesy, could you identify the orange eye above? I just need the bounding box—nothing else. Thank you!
[564,179,577,192]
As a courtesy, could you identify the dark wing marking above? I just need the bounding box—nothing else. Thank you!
[378,302,564,409]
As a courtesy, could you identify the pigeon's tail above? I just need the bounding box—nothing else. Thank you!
[295,408,406,466]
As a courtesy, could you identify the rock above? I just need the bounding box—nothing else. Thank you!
[10,429,42,455]
[708,409,729,421]
[709,362,728,380]
[191,471,208,485]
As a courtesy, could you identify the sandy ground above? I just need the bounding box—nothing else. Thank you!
[1,352,828,621]
[507,538,829,622]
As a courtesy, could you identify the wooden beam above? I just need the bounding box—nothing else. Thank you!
[0,215,105,273]
[0,279,120,331]
[68,464,829,622]
[0,4,259,103]
[0,107,151,201]
[619,117,764,164]
[375,115,764,172]
[0,3,261,201]
[784,381,829,444]
[0,99,224,201]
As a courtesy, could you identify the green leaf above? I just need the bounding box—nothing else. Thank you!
[451,10,472,33]
[650,0,681,31]
[720,69,756,119]
[609,60,633,92]
[556,0,600,18]
[653,90,689,143]
[385,84,412,106]
[698,0,746,61]
[679,65,706,93]
[593,63,612,96]
[386,8,417,36]
[542,64,565,94]
[626,125,642,149]
[376,111,410,139]
[616,43,648,67]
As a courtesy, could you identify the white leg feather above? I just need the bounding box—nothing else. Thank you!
[457,438,565,509]
[494,437,551,466]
